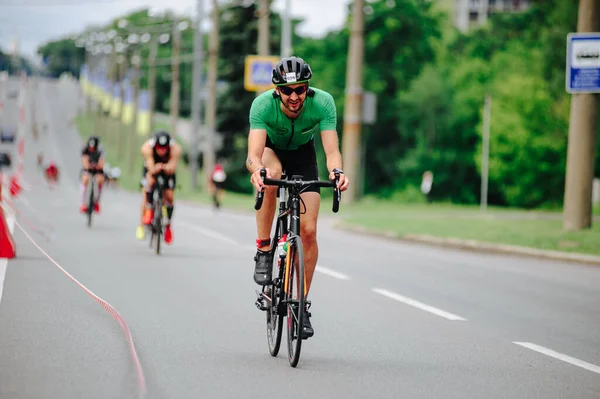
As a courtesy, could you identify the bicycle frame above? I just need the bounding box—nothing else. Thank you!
[85,169,100,227]
[255,168,342,276]
[149,173,168,254]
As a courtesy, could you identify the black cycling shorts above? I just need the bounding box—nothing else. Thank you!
[79,168,101,178]
[265,137,320,194]
[212,179,225,190]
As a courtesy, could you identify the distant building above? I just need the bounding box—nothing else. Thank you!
[454,0,531,32]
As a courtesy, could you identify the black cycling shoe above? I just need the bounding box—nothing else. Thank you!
[253,249,273,286]
[301,303,314,339]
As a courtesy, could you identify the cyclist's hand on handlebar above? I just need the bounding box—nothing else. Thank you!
[250,167,271,192]
[329,170,350,192]
[151,164,163,174]
[163,164,175,174]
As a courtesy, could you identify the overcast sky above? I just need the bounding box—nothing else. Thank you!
[0,0,350,61]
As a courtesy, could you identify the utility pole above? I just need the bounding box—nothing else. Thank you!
[85,50,93,112]
[148,37,159,135]
[341,0,364,203]
[280,0,292,58]
[481,94,491,211]
[170,19,181,140]
[129,51,141,174]
[190,0,205,190]
[117,50,129,160]
[203,0,219,186]
[257,0,270,56]
[107,44,118,143]
[563,0,599,231]
[255,0,271,97]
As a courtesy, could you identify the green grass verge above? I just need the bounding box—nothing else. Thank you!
[340,199,600,257]
[75,111,600,257]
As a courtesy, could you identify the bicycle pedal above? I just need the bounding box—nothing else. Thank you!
[255,291,268,311]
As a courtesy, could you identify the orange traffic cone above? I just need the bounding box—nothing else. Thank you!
[0,176,16,258]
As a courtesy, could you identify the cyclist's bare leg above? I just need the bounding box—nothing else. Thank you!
[80,172,90,205]
[216,188,224,204]
[95,173,105,202]
[256,148,282,250]
[298,191,320,296]
[163,189,175,223]
[139,188,146,225]
[145,173,156,207]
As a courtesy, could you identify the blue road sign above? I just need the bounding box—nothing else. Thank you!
[244,55,279,92]
[566,33,600,94]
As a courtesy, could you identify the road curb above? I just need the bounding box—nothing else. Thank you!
[334,222,600,266]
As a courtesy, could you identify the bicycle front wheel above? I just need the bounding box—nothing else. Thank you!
[86,180,94,228]
[285,236,305,368]
[267,250,284,357]
[154,199,163,255]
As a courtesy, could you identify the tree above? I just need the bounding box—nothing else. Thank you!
[37,39,85,78]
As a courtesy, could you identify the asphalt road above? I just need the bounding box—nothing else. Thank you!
[0,77,599,399]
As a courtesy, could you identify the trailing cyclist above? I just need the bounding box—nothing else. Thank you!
[80,136,105,213]
[209,162,227,209]
[246,56,350,339]
[44,160,60,186]
[137,131,181,244]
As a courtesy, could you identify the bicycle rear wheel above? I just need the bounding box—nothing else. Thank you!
[153,199,163,255]
[266,247,284,356]
[285,236,305,367]
[86,179,94,228]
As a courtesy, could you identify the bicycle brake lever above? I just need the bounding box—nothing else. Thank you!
[332,172,341,213]
[254,168,267,210]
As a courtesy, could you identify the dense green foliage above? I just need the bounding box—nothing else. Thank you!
[0,49,37,76]
[35,0,599,208]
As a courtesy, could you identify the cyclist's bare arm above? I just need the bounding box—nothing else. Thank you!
[82,154,90,170]
[141,142,156,172]
[321,129,349,190]
[97,156,105,170]
[246,129,267,174]
[164,143,182,172]
[320,129,343,173]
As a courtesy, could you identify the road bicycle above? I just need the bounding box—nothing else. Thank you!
[147,172,168,255]
[83,167,100,228]
[254,168,341,367]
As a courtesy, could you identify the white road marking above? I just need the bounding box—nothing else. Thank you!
[372,288,467,321]
[179,221,241,246]
[316,266,350,280]
[514,342,600,375]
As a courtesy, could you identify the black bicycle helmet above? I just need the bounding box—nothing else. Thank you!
[152,131,172,147]
[272,56,313,86]
[87,136,100,149]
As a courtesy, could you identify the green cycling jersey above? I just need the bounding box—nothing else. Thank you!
[249,87,337,150]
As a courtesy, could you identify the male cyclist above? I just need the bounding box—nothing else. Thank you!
[137,131,181,244]
[80,136,105,213]
[246,56,350,339]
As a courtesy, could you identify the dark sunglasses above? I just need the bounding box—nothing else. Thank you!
[279,85,308,96]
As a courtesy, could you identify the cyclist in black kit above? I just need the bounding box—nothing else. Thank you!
[80,136,105,213]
